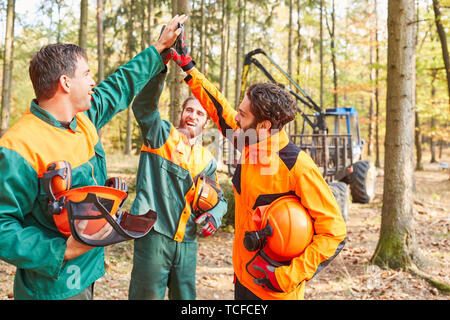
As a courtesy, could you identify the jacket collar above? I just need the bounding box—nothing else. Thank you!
[247,129,290,154]
[244,129,290,165]
[30,99,78,131]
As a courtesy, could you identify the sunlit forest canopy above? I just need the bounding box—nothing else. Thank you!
[0,0,448,157]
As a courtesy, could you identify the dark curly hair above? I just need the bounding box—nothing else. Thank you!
[29,43,88,101]
[246,82,296,130]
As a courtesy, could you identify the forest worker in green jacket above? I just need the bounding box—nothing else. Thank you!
[128,59,228,300]
[0,15,187,300]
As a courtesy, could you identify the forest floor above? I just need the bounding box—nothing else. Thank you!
[0,151,448,300]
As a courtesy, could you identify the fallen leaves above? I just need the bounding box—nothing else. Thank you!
[0,158,448,300]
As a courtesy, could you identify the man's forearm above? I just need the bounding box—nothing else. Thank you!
[184,68,239,138]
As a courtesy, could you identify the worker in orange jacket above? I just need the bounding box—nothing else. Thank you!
[167,29,347,300]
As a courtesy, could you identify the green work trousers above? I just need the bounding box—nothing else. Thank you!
[64,283,94,300]
[128,230,199,300]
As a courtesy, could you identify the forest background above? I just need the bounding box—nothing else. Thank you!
[0,0,449,300]
[0,0,448,160]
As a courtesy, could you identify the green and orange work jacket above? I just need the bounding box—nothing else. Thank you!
[185,68,347,300]
[0,46,165,299]
[130,69,227,243]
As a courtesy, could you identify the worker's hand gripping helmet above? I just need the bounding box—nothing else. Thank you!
[42,161,156,246]
[244,195,314,286]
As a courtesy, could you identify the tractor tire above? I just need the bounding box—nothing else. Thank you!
[329,181,350,222]
[349,160,376,204]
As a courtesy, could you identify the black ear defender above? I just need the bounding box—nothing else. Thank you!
[243,222,273,252]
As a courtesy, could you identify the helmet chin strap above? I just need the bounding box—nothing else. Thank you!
[258,247,289,268]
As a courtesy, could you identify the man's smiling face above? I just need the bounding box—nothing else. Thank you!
[68,56,96,113]
[178,98,208,139]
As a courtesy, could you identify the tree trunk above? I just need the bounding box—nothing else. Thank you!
[235,0,244,108]
[219,0,228,91]
[139,1,147,51]
[170,0,190,126]
[96,0,104,139]
[429,70,438,163]
[374,0,381,168]
[178,0,191,92]
[124,0,136,156]
[415,111,423,170]
[0,0,15,137]
[204,2,212,74]
[169,0,179,126]
[224,4,231,99]
[189,1,195,61]
[432,0,450,108]
[241,0,247,74]
[199,0,206,73]
[413,0,421,171]
[96,0,104,82]
[325,0,337,109]
[288,0,293,80]
[147,0,153,46]
[79,0,88,49]
[56,2,62,43]
[367,0,376,157]
[319,0,324,109]
[371,0,425,270]
[295,0,302,135]
[430,118,437,163]
[296,0,302,83]
[286,0,294,136]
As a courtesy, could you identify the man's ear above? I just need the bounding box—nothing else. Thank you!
[258,120,272,131]
[59,75,71,93]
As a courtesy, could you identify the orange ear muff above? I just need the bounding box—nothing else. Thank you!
[193,174,222,214]
[42,160,72,201]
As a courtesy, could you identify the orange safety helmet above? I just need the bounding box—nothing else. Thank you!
[42,161,156,245]
[53,185,156,246]
[244,196,315,292]
[244,195,314,262]
[52,185,128,238]
[43,161,127,237]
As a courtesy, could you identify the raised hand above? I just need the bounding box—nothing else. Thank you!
[154,14,188,54]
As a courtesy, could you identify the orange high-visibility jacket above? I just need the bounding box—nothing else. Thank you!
[185,68,347,300]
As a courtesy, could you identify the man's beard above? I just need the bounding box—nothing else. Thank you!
[178,119,204,140]
[233,119,259,149]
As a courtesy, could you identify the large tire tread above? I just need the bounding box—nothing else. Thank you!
[349,160,376,204]
[329,181,350,222]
